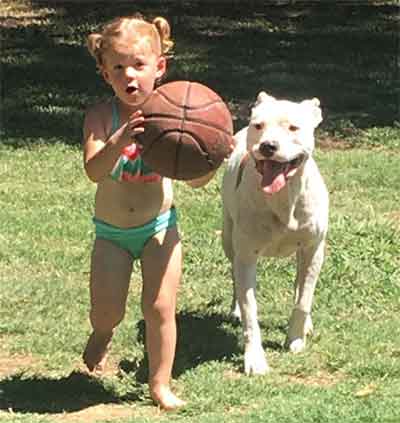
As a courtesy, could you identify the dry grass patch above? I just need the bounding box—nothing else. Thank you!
[317,134,353,151]
[0,352,40,378]
[284,370,345,388]
[383,211,400,230]
[53,403,156,423]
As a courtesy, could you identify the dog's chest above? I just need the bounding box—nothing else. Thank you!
[236,206,317,257]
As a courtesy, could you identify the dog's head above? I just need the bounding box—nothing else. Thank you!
[247,92,322,195]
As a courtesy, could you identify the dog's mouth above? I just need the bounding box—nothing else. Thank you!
[255,155,305,195]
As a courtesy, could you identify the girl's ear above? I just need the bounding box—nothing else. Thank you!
[101,68,111,85]
[155,56,167,79]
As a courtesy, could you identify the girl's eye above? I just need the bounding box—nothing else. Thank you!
[254,123,264,130]
[289,124,300,132]
[114,64,123,70]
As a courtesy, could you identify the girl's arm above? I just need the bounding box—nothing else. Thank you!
[185,169,217,188]
[82,106,144,183]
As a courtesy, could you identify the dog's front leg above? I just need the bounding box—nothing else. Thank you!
[233,258,270,375]
[286,240,325,353]
[230,266,242,320]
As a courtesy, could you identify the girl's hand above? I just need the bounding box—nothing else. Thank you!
[123,110,145,145]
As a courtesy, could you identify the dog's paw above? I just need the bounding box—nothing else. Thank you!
[286,337,306,354]
[286,309,314,353]
[287,309,313,338]
[230,300,242,321]
[244,345,270,375]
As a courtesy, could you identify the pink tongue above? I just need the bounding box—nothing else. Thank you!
[261,161,287,194]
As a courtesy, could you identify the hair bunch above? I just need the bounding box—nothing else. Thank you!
[87,14,174,70]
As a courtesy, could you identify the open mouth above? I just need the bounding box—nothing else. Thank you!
[255,155,305,195]
[126,86,138,95]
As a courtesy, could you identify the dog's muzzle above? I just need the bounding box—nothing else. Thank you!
[254,153,306,195]
[259,140,278,158]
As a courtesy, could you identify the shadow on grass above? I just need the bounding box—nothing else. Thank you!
[0,370,138,414]
[0,311,285,414]
[2,2,398,148]
[120,309,283,381]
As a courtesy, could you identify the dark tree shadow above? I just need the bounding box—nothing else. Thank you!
[0,370,138,414]
[1,2,398,148]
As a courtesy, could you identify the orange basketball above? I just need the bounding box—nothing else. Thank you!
[137,81,234,180]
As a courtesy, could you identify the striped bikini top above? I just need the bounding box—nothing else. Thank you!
[109,98,161,183]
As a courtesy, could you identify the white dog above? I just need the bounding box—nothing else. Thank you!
[222,92,329,375]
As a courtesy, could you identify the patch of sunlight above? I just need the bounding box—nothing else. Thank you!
[2,53,42,66]
[32,104,78,116]
[1,0,58,27]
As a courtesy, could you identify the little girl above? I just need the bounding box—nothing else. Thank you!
[82,14,214,410]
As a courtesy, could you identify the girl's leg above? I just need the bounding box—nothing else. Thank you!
[140,226,185,409]
[83,238,133,372]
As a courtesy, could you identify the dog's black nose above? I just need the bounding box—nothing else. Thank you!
[259,141,278,158]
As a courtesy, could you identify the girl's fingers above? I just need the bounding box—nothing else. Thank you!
[130,109,143,117]
[129,110,143,122]
[130,116,144,126]
[127,110,145,144]
[128,126,144,143]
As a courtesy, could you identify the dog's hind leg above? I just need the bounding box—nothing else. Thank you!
[222,211,242,319]
[286,240,325,353]
[234,257,270,375]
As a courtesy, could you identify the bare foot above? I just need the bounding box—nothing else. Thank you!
[150,385,186,411]
[82,331,112,374]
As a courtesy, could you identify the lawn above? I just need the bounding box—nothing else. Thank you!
[0,1,399,422]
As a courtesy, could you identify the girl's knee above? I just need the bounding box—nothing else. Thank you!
[90,306,125,333]
[142,296,175,324]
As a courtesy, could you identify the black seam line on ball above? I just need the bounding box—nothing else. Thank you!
[175,83,191,178]
[161,129,211,158]
[185,84,212,166]
[141,129,209,154]
[144,114,232,136]
[141,129,214,169]
[157,89,221,109]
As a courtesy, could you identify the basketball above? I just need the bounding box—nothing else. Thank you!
[136,81,234,180]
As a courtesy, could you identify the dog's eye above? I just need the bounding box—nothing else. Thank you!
[254,123,264,130]
[289,124,299,132]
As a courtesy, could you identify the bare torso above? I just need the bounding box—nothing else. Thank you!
[84,98,174,228]
[94,176,174,228]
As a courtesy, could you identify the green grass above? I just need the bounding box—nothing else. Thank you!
[1,1,399,422]
[1,143,399,422]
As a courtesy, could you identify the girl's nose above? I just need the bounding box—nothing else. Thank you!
[125,66,136,79]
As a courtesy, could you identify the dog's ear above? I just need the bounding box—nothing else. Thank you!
[301,98,323,127]
[255,91,275,106]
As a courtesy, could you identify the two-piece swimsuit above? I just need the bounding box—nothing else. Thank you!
[93,98,177,259]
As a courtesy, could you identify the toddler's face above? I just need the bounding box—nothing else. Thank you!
[102,36,166,107]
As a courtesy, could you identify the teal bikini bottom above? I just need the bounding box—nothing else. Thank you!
[93,207,177,260]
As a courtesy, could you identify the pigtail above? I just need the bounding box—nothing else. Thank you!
[86,15,174,72]
[152,16,174,55]
[87,33,104,69]
[87,33,102,58]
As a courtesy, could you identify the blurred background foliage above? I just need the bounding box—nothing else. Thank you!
[1,0,399,146]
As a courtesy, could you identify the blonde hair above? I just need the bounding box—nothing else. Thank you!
[87,14,174,70]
